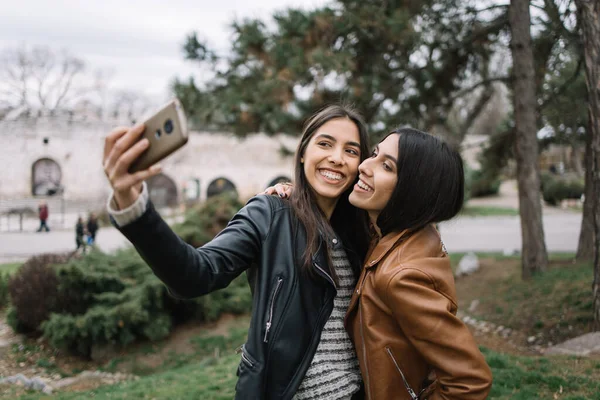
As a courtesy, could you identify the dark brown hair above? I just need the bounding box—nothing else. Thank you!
[289,104,371,283]
[376,128,465,236]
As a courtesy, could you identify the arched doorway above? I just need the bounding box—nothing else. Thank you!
[146,173,178,208]
[31,158,63,196]
[267,176,291,188]
[207,177,237,198]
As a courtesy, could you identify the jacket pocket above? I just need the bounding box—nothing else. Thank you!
[236,344,258,372]
[385,346,420,400]
[235,344,262,397]
[263,277,283,343]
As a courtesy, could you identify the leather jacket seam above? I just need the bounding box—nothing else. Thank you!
[383,267,458,317]
[383,267,435,309]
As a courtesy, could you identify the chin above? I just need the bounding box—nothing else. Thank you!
[348,192,362,208]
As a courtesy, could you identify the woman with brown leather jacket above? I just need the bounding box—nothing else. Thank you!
[345,128,492,399]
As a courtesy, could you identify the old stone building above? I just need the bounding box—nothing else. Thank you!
[1,116,298,210]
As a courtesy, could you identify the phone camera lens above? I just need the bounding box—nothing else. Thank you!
[164,119,174,134]
[155,129,162,139]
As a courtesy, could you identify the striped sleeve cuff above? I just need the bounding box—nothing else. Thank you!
[107,182,150,227]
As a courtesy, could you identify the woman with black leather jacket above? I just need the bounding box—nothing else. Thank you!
[102,105,371,399]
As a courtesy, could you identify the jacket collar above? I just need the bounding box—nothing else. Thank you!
[364,229,411,269]
[310,232,338,289]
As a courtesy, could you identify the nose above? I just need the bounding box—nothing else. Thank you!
[358,158,373,177]
[328,146,344,165]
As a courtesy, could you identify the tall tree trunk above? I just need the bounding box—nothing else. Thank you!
[509,0,549,279]
[574,0,600,330]
[577,130,595,261]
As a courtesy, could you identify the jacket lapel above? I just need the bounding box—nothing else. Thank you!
[345,229,411,325]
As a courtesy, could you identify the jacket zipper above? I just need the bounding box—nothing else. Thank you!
[313,262,337,290]
[263,277,283,343]
[385,346,418,400]
[356,270,370,295]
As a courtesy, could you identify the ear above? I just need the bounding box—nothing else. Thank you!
[300,157,304,163]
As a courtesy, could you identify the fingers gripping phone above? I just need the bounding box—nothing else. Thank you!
[128,99,189,173]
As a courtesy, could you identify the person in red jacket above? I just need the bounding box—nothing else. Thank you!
[37,201,50,232]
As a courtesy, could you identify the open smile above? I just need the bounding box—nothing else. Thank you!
[354,178,373,192]
[318,168,346,183]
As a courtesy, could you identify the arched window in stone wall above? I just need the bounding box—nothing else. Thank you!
[146,173,178,208]
[31,158,63,196]
[267,176,291,188]
[207,177,237,198]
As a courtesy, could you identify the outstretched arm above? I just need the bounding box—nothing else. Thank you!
[116,195,273,299]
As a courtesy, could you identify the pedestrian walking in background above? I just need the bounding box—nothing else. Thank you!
[86,212,99,245]
[36,200,50,232]
[75,217,86,254]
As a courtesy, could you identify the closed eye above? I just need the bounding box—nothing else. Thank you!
[317,141,332,147]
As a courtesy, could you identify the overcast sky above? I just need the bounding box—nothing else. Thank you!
[1,0,328,102]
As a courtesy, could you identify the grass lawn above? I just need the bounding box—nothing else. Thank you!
[0,262,22,276]
[453,253,594,345]
[5,253,600,399]
[460,205,520,217]
[13,326,600,400]
[0,262,21,308]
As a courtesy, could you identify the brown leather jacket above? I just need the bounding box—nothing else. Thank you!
[345,225,492,399]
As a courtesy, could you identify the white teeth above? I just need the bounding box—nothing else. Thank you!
[357,180,372,191]
[319,170,343,180]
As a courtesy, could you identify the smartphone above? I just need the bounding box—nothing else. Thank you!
[128,98,189,173]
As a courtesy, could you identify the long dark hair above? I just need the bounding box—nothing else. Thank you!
[289,104,371,283]
[376,128,465,236]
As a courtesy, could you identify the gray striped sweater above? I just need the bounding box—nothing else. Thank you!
[293,242,362,400]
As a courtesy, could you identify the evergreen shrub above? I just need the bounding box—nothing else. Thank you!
[7,252,76,333]
[470,169,502,198]
[0,273,9,309]
[36,193,250,356]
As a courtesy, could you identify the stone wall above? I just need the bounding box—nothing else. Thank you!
[1,118,298,203]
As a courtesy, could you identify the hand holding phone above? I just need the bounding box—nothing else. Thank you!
[103,99,189,209]
[128,99,189,173]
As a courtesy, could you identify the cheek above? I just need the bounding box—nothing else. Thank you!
[385,177,397,197]
[347,159,360,178]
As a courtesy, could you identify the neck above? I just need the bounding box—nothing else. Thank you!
[316,196,339,220]
[368,212,382,238]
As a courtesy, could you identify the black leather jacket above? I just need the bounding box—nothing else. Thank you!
[116,195,363,399]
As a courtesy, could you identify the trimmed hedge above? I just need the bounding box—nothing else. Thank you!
[464,167,502,200]
[541,173,584,206]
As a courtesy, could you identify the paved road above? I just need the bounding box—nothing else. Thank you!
[439,213,581,254]
[0,212,583,264]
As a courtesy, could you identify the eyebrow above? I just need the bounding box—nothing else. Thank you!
[316,134,361,149]
[375,145,398,163]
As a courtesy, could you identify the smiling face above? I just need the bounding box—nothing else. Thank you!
[302,117,362,217]
[349,133,399,224]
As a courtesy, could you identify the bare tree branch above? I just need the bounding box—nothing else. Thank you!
[446,76,510,104]
[0,45,88,112]
[460,86,496,134]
